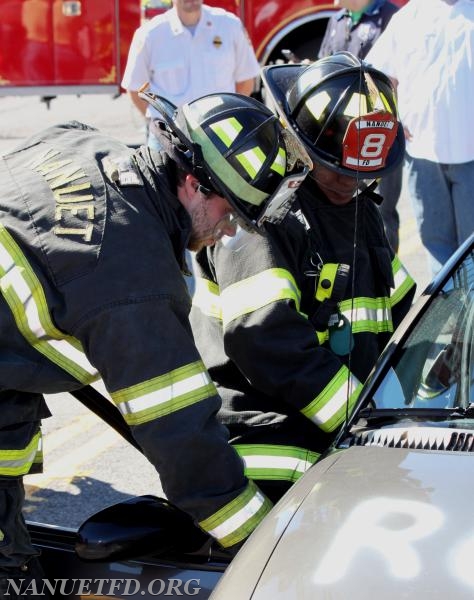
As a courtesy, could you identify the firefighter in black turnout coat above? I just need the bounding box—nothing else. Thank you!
[0,90,312,591]
[190,53,416,502]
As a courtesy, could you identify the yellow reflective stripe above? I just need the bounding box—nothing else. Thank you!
[111,360,216,426]
[184,108,267,207]
[380,92,394,113]
[236,146,265,179]
[234,444,319,482]
[0,225,98,384]
[344,92,368,118]
[209,117,242,148]
[316,329,329,344]
[391,256,416,306]
[306,90,331,121]
[0,431,41,477]
[221,268,301,326]
[270,147,286,176]
[339,296,393,334]
[302,367,362,432]
[199,480,272,548]
[192,277,222,320]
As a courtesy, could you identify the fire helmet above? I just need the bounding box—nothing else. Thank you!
[139,87,312,229]
[261,51,405,178]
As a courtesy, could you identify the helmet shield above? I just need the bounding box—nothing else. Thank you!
[140,88,312,230]
[261,52,405,179]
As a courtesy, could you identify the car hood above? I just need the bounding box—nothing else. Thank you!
[212,445,474,599]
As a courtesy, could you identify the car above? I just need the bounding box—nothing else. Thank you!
[25,232,473,599]
[210,232,474,600]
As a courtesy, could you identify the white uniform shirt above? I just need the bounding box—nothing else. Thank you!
[121,4,260,116]
[366,0,474,163]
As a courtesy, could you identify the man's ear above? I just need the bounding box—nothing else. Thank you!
[178,173,200,212]
[185,173,200,194]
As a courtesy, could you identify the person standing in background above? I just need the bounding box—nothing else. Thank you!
[121,0,260,150]
[366,0,474,276]
[318,0,402,252]
[122,0,261,294]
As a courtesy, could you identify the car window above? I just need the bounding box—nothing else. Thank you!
[374,249,474,411]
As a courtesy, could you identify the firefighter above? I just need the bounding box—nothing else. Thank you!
[0,92,311,593]
[190,52,416,502]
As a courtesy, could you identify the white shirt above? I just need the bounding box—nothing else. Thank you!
[121,4,260,116]
[366,0,474,163]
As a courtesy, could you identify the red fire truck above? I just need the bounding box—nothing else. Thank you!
[0,1,408,99]
[0,0,141,97]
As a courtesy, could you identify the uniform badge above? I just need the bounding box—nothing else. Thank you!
[213,36,223,48]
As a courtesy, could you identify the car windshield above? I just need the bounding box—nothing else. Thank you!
[373,249,474,412]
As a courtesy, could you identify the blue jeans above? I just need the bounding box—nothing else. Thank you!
[405,154,474,277]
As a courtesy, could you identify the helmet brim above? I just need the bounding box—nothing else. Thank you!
[261,64,307,137]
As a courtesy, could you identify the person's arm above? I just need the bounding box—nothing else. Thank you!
[232,19,260,95]
[75,276,271,550]
[192,219,363,435]
[121,26,150,113]
[390,253,416,328]
[235,78,255,96]
[128,90,148,116]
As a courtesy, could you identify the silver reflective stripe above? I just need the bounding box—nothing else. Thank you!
[0,225,98,383]
[242,454,313,474]
[340,305,391,324]
[311,372,360,426]
[192,277,222,320]
[111,360,217,426]
[220,268,301,326]
[392,256,415,306]
[206,487,267,540]
[0,431,41,476]
[117,371,212,416]
[339,299,392,333]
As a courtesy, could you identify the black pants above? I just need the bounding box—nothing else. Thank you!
[0,478,39,569]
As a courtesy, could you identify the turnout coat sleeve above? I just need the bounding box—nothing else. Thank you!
[0,123,271,549]
[191,186,416,439]
[192,214,363,435]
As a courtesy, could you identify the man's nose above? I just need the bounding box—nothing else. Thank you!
[220,213,239,237]
[214,213,238,240]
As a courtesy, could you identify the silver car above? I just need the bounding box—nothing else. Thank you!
[210,232,474,600]
[29,233,474,599]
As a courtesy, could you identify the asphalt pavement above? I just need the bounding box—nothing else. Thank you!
[0,92,432,528]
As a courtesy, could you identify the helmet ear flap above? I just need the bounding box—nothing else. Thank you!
[149,118,193,171]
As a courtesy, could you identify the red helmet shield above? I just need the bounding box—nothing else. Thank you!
[342,111,399,172]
